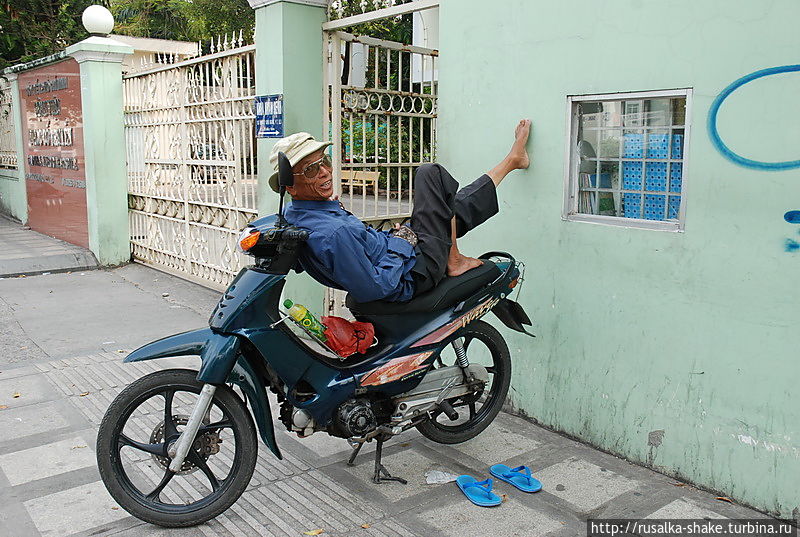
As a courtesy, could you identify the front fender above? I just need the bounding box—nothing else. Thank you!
[123,328,281,459]
[125,328,214,362]
[125,328,239,385]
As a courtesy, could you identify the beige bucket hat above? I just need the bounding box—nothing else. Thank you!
[268,132,332,193]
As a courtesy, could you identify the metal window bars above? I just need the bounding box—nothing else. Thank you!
[567,90,692,230]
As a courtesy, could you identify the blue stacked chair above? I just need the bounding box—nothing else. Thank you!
[617,132,684,220]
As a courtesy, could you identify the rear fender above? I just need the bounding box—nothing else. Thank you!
[123,328,282,459]
[492,298,536,337]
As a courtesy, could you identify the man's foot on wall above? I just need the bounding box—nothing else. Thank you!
[509,119,531,170]
[447,254,483,277]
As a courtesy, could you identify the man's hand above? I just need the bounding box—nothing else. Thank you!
[390,223,418,248]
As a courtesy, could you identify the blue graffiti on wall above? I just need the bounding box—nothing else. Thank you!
[784,211,800,252]
[707,64,800,170]
[709,67,800,252]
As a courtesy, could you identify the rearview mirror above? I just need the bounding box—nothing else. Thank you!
[278,152,293,189]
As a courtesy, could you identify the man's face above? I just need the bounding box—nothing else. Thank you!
[286,150,333,201]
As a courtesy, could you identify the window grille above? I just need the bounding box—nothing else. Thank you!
[564,89,692,231]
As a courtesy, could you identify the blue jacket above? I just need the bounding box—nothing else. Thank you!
[283,200,416,303]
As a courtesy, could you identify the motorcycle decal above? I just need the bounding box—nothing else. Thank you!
[360,351,433,387]
[411,296,500,347]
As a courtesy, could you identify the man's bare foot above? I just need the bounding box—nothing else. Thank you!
[447,254,483,277]
[509,119,531,170]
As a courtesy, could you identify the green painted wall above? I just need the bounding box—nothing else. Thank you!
[438,0,800,518]
[254,1,327,310]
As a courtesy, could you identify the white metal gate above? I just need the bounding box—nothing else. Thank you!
[0,78,17,169]
[124,35,257,290]
[324,30,438,226]
[323,30,439,314]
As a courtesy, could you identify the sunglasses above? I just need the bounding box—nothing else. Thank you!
[293,154,332,179]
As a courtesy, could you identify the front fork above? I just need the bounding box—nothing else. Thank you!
[167,384,217,472]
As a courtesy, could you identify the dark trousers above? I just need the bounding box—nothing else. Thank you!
[409,163,499,295]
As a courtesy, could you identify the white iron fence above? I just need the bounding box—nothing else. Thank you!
[0,79,17,169]
[325,31,438,226]
[124,34,257,290]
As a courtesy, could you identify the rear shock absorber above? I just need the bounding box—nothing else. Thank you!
[452,338,469,369]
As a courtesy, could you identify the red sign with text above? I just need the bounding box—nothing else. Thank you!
[19,58,88,248]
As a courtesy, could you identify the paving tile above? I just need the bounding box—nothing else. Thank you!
[535,457,639,512]
[24,480,128,537]
[344,447,449,502]
[647,498,727,519]
[0,436,96,485]
[277,428,353,459]
[419,496,565,537]
[0,375,56,408]
[451,421,541,464]
[0,401,70,440]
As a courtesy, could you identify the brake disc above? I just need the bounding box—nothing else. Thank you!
[149,415,221,475]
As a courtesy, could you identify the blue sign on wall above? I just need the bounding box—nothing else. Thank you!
[254,94,284,138]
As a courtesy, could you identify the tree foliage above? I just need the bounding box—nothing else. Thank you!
[0,0,109,69]
[0,0,254,69]
[111,0,253,44]
[329,0,413,43]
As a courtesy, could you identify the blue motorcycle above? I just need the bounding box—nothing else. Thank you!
[96,154,534,527]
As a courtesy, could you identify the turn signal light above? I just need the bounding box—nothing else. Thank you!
[239,230,260,251]
[509,278,518,289]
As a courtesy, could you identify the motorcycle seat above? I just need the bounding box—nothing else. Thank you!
[346,261,501,315]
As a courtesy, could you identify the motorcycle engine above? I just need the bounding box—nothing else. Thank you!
[333,399,377,438]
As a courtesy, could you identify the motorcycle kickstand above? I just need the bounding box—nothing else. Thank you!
[372,435,407,485]
[347,441,363,466]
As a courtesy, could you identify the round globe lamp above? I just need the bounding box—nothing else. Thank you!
[82,5,115,36]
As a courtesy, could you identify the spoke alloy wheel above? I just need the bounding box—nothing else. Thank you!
[97,369,257,527]
[416,320,511,444]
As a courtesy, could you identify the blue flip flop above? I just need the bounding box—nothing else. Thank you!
[455,475,502,507]
[489,464,542,493]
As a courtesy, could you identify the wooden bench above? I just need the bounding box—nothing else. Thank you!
[341,170,378,192]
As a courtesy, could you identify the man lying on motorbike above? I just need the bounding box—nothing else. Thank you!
[268,119,531,304]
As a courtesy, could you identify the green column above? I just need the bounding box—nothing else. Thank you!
[66,37,133,265]
[0,72,28,222]
[249,0,328,310]
[249,0,328,216]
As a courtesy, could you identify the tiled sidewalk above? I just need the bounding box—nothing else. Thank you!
[0,265,781,537]
[0,215,98,277]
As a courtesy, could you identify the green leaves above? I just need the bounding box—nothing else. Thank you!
[0,0,109,68]
[0,0,254,68]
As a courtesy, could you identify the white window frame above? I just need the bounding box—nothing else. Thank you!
[563,88,693,232]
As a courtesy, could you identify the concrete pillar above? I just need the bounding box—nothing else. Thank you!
[66,37,133,265]
[248,0,328,216]
[0,72,28,222]
[248,0,328,309]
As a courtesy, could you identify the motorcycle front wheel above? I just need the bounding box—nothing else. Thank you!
[96,368,257,527]
[416,320,511,444]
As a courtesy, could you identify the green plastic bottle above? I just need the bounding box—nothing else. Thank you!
[283,299,327,342]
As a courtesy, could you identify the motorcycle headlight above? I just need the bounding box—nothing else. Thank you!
[237,227,260,253]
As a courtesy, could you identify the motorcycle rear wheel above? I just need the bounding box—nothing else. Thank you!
[416,320,511,444]
[96,368,257,527]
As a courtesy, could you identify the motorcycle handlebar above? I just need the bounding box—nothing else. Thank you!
[279,228,309,242]
[263,227,309,242]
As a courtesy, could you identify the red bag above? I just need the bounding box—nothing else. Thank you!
[321,316,375,358]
